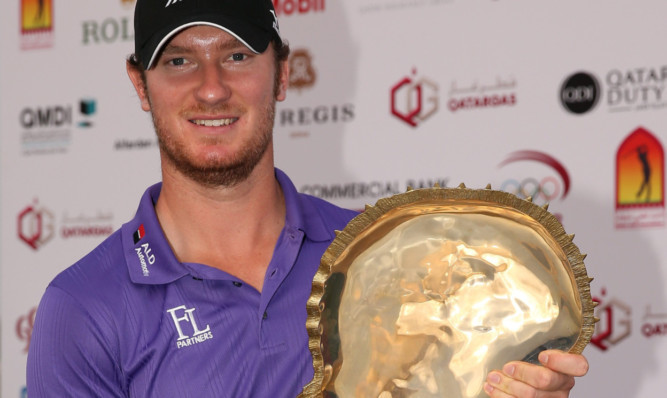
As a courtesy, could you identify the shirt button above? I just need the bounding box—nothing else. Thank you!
[263,311,268,320]
[233,281,242,287]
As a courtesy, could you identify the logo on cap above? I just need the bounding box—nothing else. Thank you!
[270,10,280,36]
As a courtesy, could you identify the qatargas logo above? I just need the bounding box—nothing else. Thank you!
[592,288,667,350]
[390,69,439,128]
[288,49,317,92]
[273,0,325,16]
[21,0,54,50]
[591,288,631,351]
[615,127,665,229]
[448,76,517,112]
[16,307,38,354]
[18,201,55,250]
[18,201,113,250]
[497,150,571,221]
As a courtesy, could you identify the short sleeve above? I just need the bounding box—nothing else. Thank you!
[27,285,127,397]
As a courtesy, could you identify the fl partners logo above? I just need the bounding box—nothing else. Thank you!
[390,68,439,128]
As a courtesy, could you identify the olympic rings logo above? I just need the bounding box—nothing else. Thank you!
[500,176,562,203]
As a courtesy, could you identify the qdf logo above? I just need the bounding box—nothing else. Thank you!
[560,71,600,114]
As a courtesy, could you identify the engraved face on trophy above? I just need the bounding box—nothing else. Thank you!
[300,186,595,398]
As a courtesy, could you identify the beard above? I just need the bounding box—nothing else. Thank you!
[151,99,276,189]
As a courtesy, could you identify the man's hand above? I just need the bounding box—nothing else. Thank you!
[483,350,589,398]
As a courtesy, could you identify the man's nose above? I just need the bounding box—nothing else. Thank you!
[194,64,231,105]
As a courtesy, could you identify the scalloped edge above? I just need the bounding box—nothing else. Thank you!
[299,186,595,397]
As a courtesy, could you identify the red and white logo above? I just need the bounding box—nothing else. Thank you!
[273,0,325,16]
[591,288,632,351]
[390,68,439,128]
[17,201,55,250]
[16,307,38,354]
[497,150,571,221]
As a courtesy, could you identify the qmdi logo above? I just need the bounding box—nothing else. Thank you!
[615,127,665,229]
[21,0,54,50]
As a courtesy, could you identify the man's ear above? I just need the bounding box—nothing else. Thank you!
[126,61,151,112]
[276,60,289,102]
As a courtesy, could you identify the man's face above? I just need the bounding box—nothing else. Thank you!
[128,25,289,187]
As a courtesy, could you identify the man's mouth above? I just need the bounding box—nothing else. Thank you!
[190,117,238,127]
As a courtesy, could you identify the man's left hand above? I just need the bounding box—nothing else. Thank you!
[483,350,589,398]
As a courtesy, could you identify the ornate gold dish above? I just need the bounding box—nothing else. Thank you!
[300,185,595,398]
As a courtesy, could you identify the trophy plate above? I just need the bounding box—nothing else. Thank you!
[300,185,595,398]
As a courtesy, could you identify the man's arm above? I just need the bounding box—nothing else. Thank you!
[483,350,589,398]
[27,286,126,398]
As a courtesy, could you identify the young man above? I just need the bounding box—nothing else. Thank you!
[27,0,588,397]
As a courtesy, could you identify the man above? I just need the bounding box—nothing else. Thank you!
[26,0,588,397]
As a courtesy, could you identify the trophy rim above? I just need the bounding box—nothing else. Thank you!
[299,185,595,397]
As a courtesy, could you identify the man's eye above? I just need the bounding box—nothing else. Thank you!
[230,53,247,62]
[169,58,187,66]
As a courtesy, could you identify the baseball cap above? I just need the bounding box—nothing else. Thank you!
[134,0,282,70]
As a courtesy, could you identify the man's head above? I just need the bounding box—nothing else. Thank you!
[127,0,290,89]
[126,0,291,188]
[133,0,283,70]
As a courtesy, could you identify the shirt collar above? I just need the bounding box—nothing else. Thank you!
[276,168,334,242]
[121,183,189,285]
[122,169,333,285]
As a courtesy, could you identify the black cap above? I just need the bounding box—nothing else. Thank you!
[134,0,282,69]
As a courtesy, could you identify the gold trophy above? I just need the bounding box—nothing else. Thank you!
[300,184,595,398]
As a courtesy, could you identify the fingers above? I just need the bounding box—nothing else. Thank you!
[538,350,589,377]
[484,366,573,398]
[483,351,588,397]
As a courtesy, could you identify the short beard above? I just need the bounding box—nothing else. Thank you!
[153,101,276,189]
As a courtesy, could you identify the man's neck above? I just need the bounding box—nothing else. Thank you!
[154,156,286,291]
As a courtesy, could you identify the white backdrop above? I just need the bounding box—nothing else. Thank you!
[2,0,666,397]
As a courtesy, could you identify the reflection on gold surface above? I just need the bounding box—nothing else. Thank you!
[300,187,594,398]
[337,214,577,398]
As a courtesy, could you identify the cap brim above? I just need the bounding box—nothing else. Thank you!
[141,18,273,69]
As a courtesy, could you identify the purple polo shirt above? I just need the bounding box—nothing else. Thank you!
[27,169,357,397]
